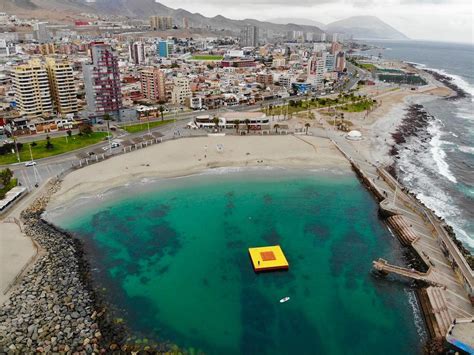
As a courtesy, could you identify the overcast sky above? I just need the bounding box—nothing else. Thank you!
[159,0,473,43]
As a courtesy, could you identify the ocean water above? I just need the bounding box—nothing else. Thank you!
[53,169,424,354]
[365,40,474,251]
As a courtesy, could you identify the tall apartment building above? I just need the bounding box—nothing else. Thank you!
[330,41,343,55]
[140,67,166,102]
[240,25,259,47]
[324,53,336,72]
[171,76,191,105]
[335,52,346,72]
[33,22,50,43]
[150,16,173,30]
[308,54,325,90]
[157,40,172,58]
[45,58,78,115]
[129,41,145,65]
[12,59,53,118]
[83,42,122,120]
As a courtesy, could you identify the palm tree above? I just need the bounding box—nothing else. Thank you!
[212,116,220,131]
[234,119,240,134]
[159,106,165,121]
[244,119,250,134]
[305,123,310,135]
[274,124,280,134]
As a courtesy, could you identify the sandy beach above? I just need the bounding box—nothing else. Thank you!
[49,135,349,210]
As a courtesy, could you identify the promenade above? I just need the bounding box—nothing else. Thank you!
[316,125,473,340]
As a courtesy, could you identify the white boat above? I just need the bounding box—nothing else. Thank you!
[279,297,290,303]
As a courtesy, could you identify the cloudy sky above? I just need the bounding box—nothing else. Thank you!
[159,0,473,43]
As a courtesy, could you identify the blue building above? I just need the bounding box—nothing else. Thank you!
[157,40,172,58]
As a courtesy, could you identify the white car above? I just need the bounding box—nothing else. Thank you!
[111,142,120,148]
[25,161,37,167]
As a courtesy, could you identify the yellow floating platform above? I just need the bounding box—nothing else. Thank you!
[248,245,289,272]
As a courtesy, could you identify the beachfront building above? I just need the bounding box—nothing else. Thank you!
[171,76,191,105]
[140,67,166,102]
[45,58,78,116]
[12,59,53,119]
[335,52,346,72]
[83,42,122,120]
[194,112,269,131]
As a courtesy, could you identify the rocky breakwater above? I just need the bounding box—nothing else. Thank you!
[0,180,108,353]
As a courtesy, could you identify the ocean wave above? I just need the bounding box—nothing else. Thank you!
[427,120,457,183]
[404,289,428,341]
[458,145,474,155]
[413,63,474,98]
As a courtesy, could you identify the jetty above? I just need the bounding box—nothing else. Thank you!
[307,128,474,345]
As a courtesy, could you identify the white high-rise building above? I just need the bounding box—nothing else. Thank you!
[241,25,259,47]
[12,59,53,118]
[129,41,146,65]
[33,22,50,43]
[308,54,325,90]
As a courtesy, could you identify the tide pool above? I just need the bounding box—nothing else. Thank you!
[54,168,424,354]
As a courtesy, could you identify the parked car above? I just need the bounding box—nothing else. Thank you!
[24,161,37,167]
[111,142,120,148]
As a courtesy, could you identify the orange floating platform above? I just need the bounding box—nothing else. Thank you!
[248,245,289,272]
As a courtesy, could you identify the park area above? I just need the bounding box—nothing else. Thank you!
[191,55,223,61]
[0,132,108,165]
[121,119,174,134]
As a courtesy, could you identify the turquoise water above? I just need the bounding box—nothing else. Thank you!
[55,169,424,354]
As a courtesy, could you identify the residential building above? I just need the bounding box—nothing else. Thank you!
[158,40,172,58]
[150,16,173,31]
[324,53,336,72]
[12,59,53,118]
[39,43,56,55]
[272,55,286,68]
[335,52,346,72]
[140,67,166,102]
[308,54,325,90]
[171,76,191,105]
[182,17,189,29]
[241,25,259,47]
[83,42,122,119]
[0,39,16,56]
[45,58,77,115]
[33,22,50,43]
[129,41,145,65]
[330,41,343,55]
[257,73,273,87]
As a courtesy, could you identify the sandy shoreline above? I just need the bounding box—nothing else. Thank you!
[48,135,350,210]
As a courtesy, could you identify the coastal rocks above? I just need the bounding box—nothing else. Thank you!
[0,179,104,353]
[388,104,433,178]
[423,69,467,101]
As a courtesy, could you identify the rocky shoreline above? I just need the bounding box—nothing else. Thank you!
[423,69,468,100]
[0,179,172,353]
[387,104,474,270]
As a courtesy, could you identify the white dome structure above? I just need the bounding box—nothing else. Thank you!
[346,130,363,141]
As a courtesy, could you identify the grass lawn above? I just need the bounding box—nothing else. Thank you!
[359,63,377,71]
[0,132,108,165]
[191,55,224,61]
[341,100,375,112]
[122,119,174,134]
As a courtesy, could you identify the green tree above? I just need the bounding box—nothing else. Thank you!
[159,105,165,121]
[66,129,72,138]
[45,135,54,150]
[0,168,13,187]
[212,116,220,130]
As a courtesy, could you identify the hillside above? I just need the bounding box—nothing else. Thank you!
[0,0,325,37]
[326,16,408,40]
